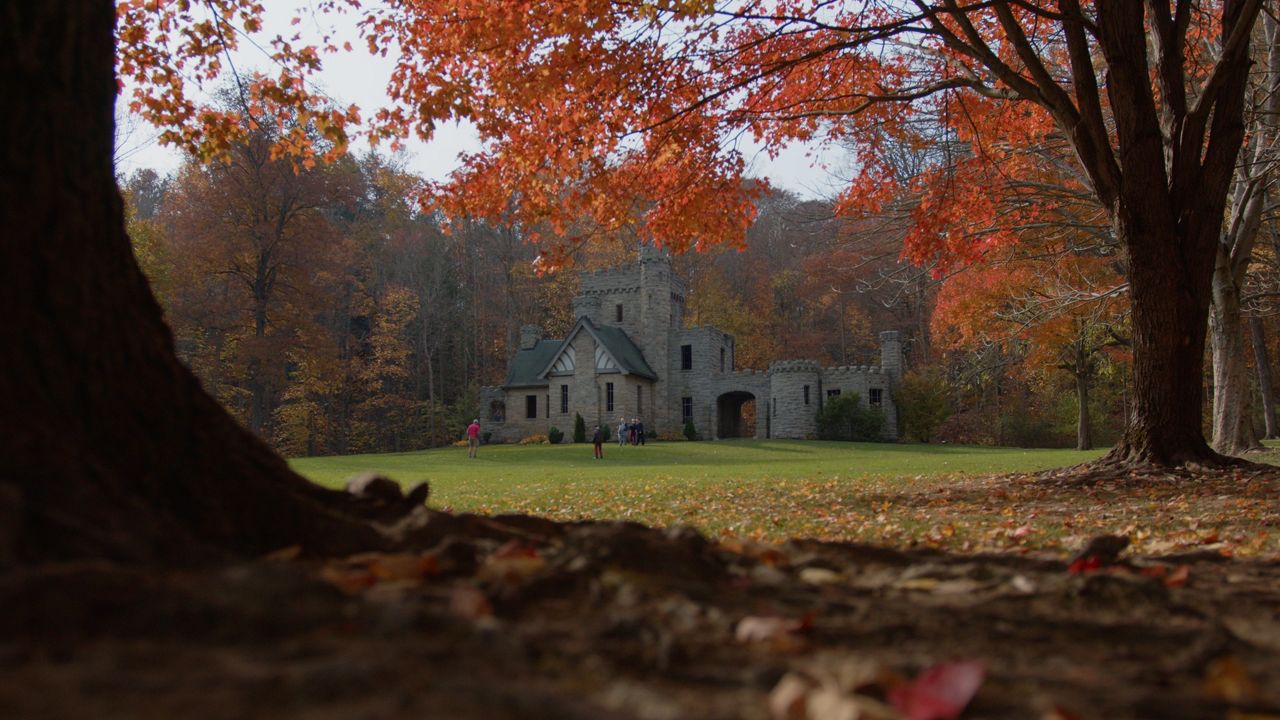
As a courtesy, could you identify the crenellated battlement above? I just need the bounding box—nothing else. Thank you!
[768,359,822,374]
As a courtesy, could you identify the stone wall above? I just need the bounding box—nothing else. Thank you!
[667,326,735,438]
[767,360,822,438]
[819,365,898,441]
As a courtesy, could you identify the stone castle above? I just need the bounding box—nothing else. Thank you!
[480,247,900,441]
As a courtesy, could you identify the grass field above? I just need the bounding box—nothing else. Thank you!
[291,440,1104,546]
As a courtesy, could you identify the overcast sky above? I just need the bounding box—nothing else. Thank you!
[114,4,844,199]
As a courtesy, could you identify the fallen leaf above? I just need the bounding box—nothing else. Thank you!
[800,567,843,585]
[736,616,800,643]
[1202,656,1258,703]
[1163,564,1190,588]
[768,673,811,720]
[262,545,302,562]
[736,614,812,644]
[1009,575,1036,594]
[888,661,985,720]
[370,553,437,582]
[477,541,546,584]
[318,564,376,595]
[896,578,940,591]
[809,686,899,720]
[449,585,494,621]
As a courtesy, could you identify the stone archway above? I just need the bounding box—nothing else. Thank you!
[716,391,757,438]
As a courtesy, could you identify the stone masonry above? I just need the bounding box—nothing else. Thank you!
[481,248,900,442]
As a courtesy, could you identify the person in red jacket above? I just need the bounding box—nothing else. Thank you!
[466,419,481,458]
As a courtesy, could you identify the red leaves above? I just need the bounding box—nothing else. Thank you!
[1066,555,1103,574]
[887,661,986,720]
[769,659,985,720]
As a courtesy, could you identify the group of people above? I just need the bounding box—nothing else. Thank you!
[589,416,646,459]
[467,416,646,460]
[616,417,646,447]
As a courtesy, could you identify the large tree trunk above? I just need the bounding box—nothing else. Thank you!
[1103,215,1225,466]
[0,0,387,564]
[1250,316,1278,439]
[1095,3,1255,468]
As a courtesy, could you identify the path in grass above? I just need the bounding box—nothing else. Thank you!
[292,440,1103,548]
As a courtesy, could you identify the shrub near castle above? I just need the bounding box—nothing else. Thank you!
[816,394,884,441]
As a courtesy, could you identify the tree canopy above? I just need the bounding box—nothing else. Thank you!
[117,1,1265,467]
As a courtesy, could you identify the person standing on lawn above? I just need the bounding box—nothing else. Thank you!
[592,425,604,459]
[617,417,627,447]
[466,419,481,458]
[637,420,646,446]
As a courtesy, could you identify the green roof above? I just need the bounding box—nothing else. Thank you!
[502,339,561,388]
[508,318,657,388]
[590,323,657,380]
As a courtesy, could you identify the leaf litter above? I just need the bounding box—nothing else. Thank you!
[3,465,1280,718]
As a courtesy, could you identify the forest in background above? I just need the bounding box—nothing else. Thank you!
[120,111,1280,458]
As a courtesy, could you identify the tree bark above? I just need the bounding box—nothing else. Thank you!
[1210,257,1262,455]
[1250,316,1278,439]
[1207,9,1278,456]
[1103,215,1225,466]
[1074,367,1092,452]
[1094,1,1256,467]
[0,0,386,564]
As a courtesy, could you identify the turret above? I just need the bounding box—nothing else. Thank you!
[879,331,902,378]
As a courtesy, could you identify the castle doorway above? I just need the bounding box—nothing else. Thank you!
[716,392,757,439]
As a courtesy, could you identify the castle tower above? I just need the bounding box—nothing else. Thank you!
[879,331,902,378]
[639,246,679,432]
[767,360,823,438]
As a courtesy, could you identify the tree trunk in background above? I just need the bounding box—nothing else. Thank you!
[0,0,385,564]
[1075,369,1093,451]
[1208,10,1277,456]
[1210,284,1261,455]
[1250,316,1278,439]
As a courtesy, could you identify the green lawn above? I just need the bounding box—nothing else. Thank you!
[291,440,1103,544]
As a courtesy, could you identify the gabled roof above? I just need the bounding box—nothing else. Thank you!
[502,339,561,388]
[536,317,657,382]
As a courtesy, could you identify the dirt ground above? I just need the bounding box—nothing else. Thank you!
[3,468,1280,720]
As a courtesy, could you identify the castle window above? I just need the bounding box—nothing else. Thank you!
[682,397,693,421]
[870,388,883,407]
[489,400,506,422]
[720,348,725,372]
[827,389,841,399]
[803,385,810,405]
[560,385,569,414]
[616,304,623,322]
[681,344,692,370]
[636,385,643,413]
[525,395,537,419]
[606,382,614,412]
[546,394,550,418]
